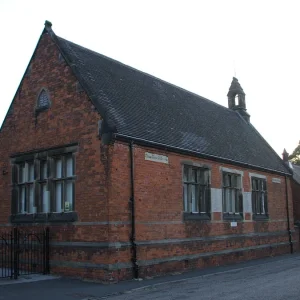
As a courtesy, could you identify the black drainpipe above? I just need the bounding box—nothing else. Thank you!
[129,141,139,278]
[285,176,293,254]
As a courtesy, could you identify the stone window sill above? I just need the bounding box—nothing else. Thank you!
[10,212,78,223]
[253,214,269,221]
[183,212,211,221]
[223,213,243,221]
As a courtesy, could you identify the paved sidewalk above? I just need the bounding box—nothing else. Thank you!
[0,273,58,286]
[0,253,299,300]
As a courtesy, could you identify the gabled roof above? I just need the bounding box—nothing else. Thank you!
[27,22,293,174]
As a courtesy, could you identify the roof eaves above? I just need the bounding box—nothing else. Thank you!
[115,133,292,176]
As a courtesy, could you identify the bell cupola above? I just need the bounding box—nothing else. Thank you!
[227,77,250,122]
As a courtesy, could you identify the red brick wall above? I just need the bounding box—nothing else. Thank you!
[109,143,294,237]
[0,30,296,282]
[107,142,296,278]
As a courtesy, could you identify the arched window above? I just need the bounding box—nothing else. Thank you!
[37,89,50,110]
[234,94,239,106]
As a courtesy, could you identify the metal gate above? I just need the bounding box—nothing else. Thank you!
[0,228,49,279]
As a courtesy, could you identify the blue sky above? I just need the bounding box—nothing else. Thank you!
[1,0,299,156]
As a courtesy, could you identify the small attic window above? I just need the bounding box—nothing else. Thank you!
[36,89,50,111]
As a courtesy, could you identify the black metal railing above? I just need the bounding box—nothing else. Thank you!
[0,228,49,279]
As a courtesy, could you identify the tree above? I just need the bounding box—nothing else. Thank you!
[288,141,300,165]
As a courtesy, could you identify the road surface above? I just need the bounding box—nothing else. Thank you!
[1,254,300,300]
[105,255,300,300]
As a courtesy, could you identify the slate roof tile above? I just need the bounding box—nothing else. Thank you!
[52,33,289,174]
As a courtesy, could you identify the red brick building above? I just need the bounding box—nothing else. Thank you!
[0,21,298,281]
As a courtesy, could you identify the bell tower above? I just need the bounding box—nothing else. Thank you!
[227,77,250,122]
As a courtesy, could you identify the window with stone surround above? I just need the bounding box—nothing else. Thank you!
[11,144,77,223]
[251,177,268,219]
[222,172,243,220]
[183,165,211,220]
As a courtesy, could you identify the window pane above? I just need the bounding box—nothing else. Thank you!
[183,184,188,211]
[183,166,188,182]
[231,175,237,188]
[260,193,265,214]
[55,159,62,178]
[256,191,260,214]
[191,185,198,212]
[191,169,196,183]
[66,156,73,177]
[225,188,235,213]
[197,169,201,184]
[65,181,73,211]
[28,163,34,182]
[204,170,209,185]
[254,191,257,213]
[262,180,267,191]
[224,174,229,187]
[232,189,236,212]
[55,182,62,212]
[42,183,49,213]
[19,186,26,213]
[198,170,207,185]
[264,193,268,214]
[252,179,257,190]
[28,185,34,213]
[41,161,47,180]
[199,186,206,213]
[224,188,230,212]
[236,176,241,189]
[19,164,26,183]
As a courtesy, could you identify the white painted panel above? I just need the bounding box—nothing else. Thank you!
[211,188,222,212]
[243,192,252,213]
